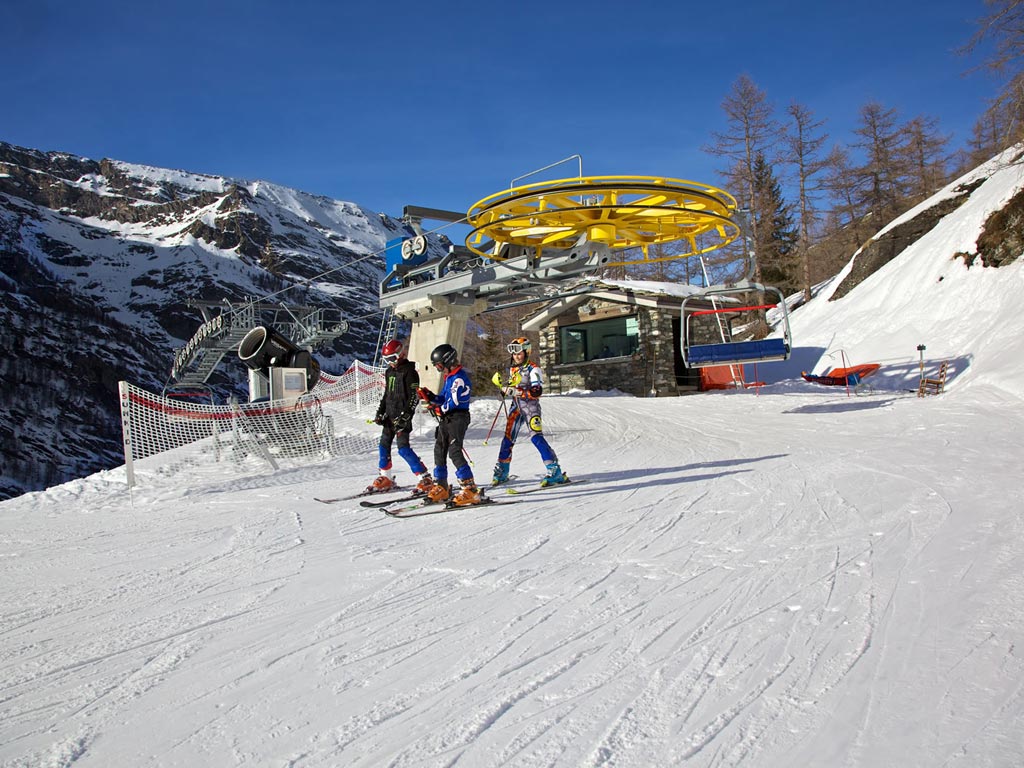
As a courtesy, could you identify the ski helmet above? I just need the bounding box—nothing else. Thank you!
[507,337,531,359]
[381,338,404,365]
[430,343,459,369]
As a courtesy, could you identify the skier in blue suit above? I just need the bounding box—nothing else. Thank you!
[416,343,482,506]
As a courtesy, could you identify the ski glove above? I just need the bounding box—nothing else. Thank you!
[394,413,412,432]
[373,411,386,425]
[416,387,435,402]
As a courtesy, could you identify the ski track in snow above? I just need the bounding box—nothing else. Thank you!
[1,391,1023,767]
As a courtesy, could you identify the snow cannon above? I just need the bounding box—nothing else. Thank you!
[238,325,321,399]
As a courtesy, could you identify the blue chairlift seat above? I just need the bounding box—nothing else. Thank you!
[681,283,793,369]
[685,338,790,367]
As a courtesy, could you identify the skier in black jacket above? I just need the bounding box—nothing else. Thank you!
[367,339,433,494]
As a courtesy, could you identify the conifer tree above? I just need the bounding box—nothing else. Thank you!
[751,152,799,295]
[961,0,1024,150]
[703,74,780,283]
[781,102,830,302]
[902,115,950,201]
[967,108,1009,164]
[851,102,909,224]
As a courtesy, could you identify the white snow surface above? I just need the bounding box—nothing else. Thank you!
[2,152,1024,767]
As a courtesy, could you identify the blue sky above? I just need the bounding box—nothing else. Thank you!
[2,0,996,223]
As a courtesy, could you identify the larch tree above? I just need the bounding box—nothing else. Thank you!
[463,304,544,396]
[703,74,781,283]
[967,107,1010,164]
[822,145,870,263]
[852,102,909,224]
[902,115,950,202]
[961,0,1024,151]
[781,102,830,302]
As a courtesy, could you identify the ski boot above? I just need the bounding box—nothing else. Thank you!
[426,480,450,504]
[491,462,511,486]
[451,479,483,507]
[414,473,434,494]
[540,462,568,487]
[367,474,397,493]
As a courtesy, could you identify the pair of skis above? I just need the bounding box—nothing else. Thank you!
[503,477,582,496]
[313,484,414,505]
[314,487,505,517]
[380,477,583,517]
[378,495,510,518]
[315,477,582,517]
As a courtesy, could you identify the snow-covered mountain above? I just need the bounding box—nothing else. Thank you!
[0,142,431,500]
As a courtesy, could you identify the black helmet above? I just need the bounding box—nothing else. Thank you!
[430,343,459,369]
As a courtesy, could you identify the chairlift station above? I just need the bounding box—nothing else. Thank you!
[168,164,792,398]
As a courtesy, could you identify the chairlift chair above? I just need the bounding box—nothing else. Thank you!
[680,284,792,368]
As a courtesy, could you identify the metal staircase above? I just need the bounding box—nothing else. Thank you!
[372,304,398,368]
[170,299,349,386]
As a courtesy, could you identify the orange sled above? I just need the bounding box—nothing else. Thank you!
[801,363,881,386]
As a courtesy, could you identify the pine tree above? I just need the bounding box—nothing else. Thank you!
[751,152,799,295]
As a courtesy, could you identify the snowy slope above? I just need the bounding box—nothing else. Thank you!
[1,150,1023,767]
[765,147,1024,398]
[0,384,1022,767]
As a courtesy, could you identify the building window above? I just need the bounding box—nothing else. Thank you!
[559,315,639,363]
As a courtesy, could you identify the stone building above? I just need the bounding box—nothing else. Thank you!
[520,280,742,397]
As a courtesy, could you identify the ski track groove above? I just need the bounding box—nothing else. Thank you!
[2,393,1019,766]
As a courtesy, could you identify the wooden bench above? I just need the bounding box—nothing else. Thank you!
[917,361,949,397]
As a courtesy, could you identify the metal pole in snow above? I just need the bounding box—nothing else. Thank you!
[841,350,851,398]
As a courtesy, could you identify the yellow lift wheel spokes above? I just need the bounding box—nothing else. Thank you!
[465,176,741,267]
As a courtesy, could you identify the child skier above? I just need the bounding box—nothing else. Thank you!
[491,336,568,487]
[416,343,483,506]
[366,339,433,494]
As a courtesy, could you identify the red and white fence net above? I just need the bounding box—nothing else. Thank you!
[118,362,384,487]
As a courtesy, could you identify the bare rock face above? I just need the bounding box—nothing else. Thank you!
[830,178,986,301]
[974,185,1024,267]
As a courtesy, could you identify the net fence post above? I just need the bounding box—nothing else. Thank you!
[356,360,363,412]
[118,381,136,488]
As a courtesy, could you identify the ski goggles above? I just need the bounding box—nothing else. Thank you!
[506,342,528,354]
[382,353,400,365]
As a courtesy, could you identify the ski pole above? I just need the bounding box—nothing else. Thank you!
[483,394,508,445]
[484,371,511,445]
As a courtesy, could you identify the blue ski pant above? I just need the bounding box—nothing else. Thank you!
[496,399,556,468]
